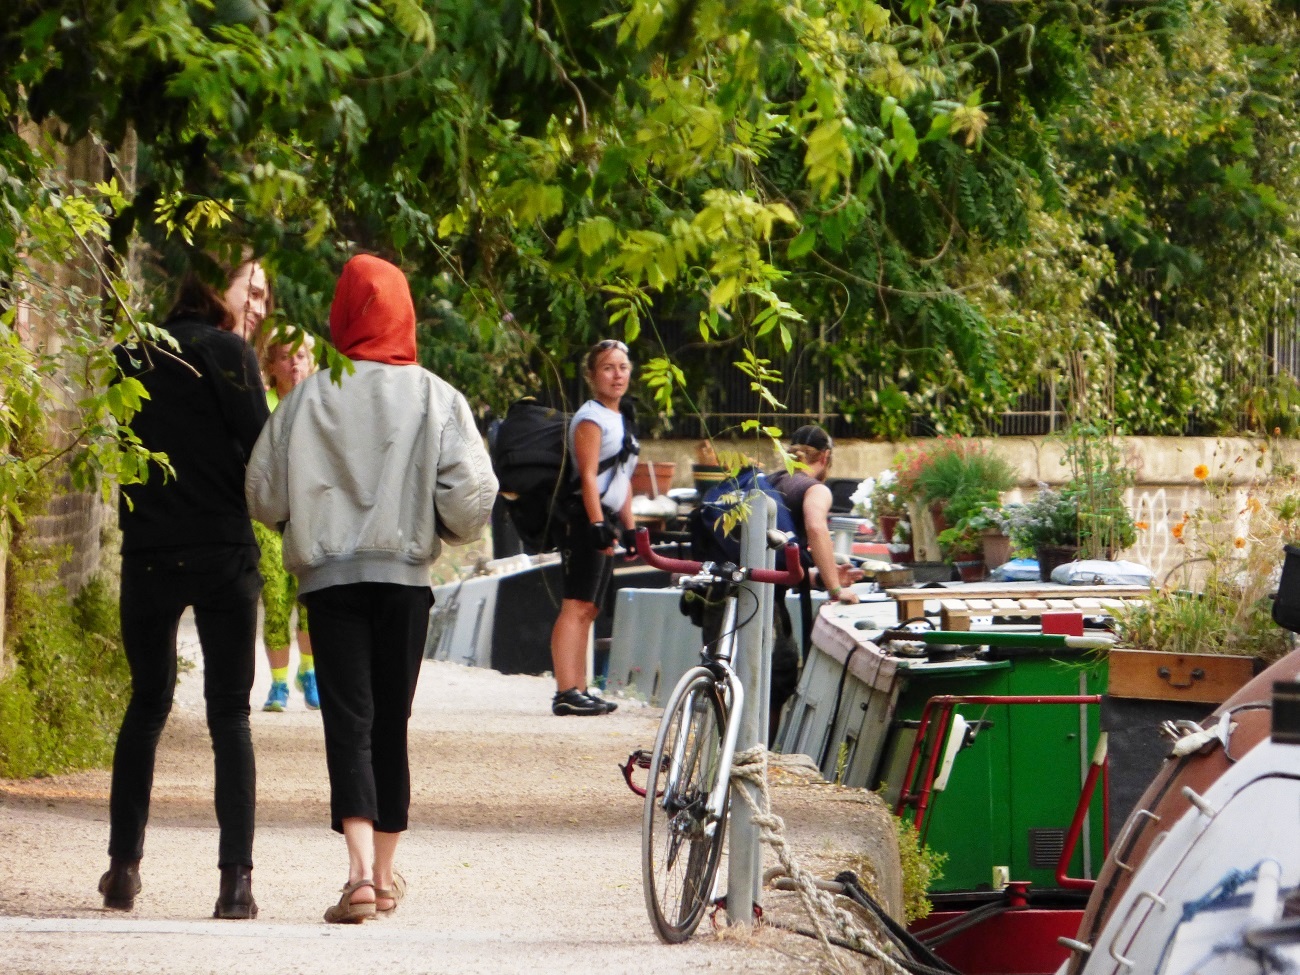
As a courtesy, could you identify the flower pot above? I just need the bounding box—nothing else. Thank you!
[879,513,901,543]
[632,461,676,497]
[887,542,914,563]
[692,463,727,497]
[954,559,987,583]
[1035,543,1079,582]
[981,530,1012,570]
[928,502,950,535]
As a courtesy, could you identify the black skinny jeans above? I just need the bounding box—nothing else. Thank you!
[300,583,433,834]
[109,546,261,867]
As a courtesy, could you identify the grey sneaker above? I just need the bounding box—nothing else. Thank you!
[552,688,608,716]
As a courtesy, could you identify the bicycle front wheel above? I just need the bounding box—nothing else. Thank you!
[642,671,730,943]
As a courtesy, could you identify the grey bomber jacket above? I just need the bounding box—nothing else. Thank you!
[245,360,498,595]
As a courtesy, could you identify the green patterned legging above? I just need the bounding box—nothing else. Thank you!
[252,521,308,651]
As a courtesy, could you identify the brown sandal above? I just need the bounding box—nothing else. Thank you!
[323,879,376,924]
[375,872,406,915]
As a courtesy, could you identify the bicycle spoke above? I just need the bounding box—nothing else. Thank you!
[643,673,730,943]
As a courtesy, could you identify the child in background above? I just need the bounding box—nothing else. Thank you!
[256,331,318,711]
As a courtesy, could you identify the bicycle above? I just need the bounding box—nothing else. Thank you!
[631,527,804,943]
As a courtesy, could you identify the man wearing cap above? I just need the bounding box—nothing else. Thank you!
[762,424,859,742]
[767,424,862,607]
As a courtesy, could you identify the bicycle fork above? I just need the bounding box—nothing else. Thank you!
[665,665,745,837]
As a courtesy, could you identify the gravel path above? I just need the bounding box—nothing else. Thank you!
[0,610,897,974]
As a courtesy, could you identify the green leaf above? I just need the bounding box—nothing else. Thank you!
[788,228,817,259]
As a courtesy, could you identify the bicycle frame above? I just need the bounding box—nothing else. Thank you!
[664,580,746,829]
[635,528,804,942]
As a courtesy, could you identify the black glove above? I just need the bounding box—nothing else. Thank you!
[621,526,639,557]
[589,520,618,550]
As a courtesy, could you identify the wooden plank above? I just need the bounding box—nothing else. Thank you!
[991,599,1021,610]
[1108,648,1257,705]
[1071,598,1102,610]
[895,597,928,623]
[1020,598,1049,610]
[940,609,972,632]
[1045,599,1075,610]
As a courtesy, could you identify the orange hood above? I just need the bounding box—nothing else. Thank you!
[328,255,418,365]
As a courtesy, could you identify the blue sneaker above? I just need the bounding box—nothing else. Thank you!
[295,670,320,710]
[262,681,289,712]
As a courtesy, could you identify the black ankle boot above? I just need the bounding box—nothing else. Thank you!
[98,858,142,911]
[214,865,258,920]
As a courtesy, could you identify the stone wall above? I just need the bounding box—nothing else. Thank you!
[2,131,119,671]
[636,435,1300,581]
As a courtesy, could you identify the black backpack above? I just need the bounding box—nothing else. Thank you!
[685,465,815,663]
[491,397,637,554]
[688,466,806,569]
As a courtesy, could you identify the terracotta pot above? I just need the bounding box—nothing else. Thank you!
[631,461,676,497]
[1035,543,1079,582]
[879,514,901,543]
[928,502,950,535]
[954,559,987,583]
[981,530,1012,570]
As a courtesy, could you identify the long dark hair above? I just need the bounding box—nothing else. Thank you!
[167,272,234,329]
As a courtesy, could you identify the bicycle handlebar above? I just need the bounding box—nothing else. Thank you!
[635,528,805,586]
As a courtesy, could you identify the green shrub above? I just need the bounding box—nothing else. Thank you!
[896,817,947,923]
[0,554,129,779]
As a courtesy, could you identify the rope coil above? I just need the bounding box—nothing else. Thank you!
[730,745,913,975]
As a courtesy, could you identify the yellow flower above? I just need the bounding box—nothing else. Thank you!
[1247,498,1262,514]
[1234,537,1246,549]
[1172,523,1185,540]
[1134,521,1149,530]
[1193,464,1209,480]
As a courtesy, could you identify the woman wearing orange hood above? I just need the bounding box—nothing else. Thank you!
[246,255,497,922]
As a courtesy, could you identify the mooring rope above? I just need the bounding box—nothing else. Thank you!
[729,745,913,975]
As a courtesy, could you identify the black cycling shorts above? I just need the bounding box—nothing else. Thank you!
[560,504,615,606]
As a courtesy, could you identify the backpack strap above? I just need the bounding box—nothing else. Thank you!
[596,402,640,475]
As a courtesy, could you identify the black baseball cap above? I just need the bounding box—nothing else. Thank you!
[790,425,833,451]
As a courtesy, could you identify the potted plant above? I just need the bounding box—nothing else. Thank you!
[889,518,915,563]
[896,437,1017,535]
[966,504,1012,570]
[1062,425,1137,561]
[1001,487,1083,582]
[851,469,905,541]
[894,437,1018,566]
[936,519,987,582]
[1002,475,1137,582]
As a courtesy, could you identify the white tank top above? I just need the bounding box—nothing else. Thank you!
[567,400,639,513]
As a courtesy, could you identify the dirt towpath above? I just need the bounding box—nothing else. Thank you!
[0,612,898,974]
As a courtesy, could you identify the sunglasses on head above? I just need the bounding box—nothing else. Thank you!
[594,339,628,353]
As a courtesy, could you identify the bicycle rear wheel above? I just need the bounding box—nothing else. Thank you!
[643,671,730,943]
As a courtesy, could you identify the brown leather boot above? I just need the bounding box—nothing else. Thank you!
[214,864,258,920]
[98,858,141,910]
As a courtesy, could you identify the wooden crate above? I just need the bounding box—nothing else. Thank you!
[1107,648,1258,705]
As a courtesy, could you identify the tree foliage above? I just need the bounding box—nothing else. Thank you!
[2,0,1299,477]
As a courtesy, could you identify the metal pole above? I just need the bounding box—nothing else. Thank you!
[728,491,775,926]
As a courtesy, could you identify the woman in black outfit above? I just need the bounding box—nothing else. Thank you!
[98,269,270,919]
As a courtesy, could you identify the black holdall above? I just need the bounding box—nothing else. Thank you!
[1273,543,1300,633]
[490,397,637,554]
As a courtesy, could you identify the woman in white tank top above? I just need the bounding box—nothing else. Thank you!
[549,339,639,716]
